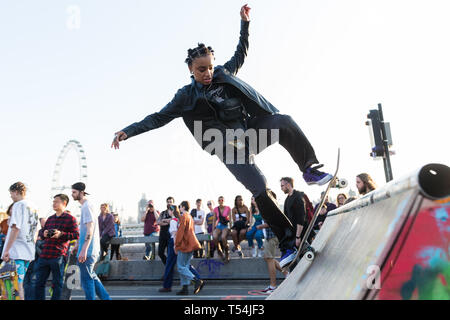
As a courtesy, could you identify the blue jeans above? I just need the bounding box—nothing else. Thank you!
[23,260,37,300]
[247,222,264,249]
[34,256,66,300]
[162,238,177,289]
[77,256,111,300]
[163,239,201,289]
[144,232,158,257]
[177,251,194,286]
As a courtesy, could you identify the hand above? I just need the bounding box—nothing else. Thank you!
[51,230,62,239]
[78,249,87,263]
[240,4,251,22]
[2,251,9,262]
[111,131,127,150]
[43,230,49,238]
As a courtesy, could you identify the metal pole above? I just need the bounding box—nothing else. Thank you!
[378,103,394,182]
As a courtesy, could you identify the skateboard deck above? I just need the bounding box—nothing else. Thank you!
[0,261,20,300]
[285,148,341,270]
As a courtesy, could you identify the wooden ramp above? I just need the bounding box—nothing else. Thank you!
[268,163,450,300]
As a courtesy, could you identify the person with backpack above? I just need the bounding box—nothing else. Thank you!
[279,177,309,268]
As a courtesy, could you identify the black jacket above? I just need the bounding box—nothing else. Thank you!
[121,20,279,148]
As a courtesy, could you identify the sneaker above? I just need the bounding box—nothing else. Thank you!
[237,250,244,258]
[158,287,171,293]
[252,247,257,257]
[303,165,333,186]
[257,248,264,258]
[176,285,189,295]
[143,255,150,261]
[261,286,277,294]
[279,248,297,268]
[192,279,205,294]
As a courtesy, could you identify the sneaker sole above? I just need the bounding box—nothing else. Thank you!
[194,281,205,294]
[280,253,296,268]
[306,174,333,186]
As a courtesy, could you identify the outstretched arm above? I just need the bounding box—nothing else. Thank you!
[223,4,251,75]
[111,88,186,149]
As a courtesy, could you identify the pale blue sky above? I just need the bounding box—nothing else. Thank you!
[1,0,449,220]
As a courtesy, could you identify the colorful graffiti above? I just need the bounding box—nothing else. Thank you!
[378,202,450,300]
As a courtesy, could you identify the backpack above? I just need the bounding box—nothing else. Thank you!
[299,192,315,225]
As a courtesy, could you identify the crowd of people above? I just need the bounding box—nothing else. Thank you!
[0,172,377,299]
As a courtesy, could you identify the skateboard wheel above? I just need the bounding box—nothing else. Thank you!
[338,179,348,188]
[305,251,315,261]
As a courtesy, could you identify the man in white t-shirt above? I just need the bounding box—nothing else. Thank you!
[190,199,206,258]
[71,182,110,300]
[1,182,38,300]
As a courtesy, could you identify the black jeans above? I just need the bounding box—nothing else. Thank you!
[158,235,169,265]
[100,234,113,258]
[222,114,318,252]
[110,244,121,260]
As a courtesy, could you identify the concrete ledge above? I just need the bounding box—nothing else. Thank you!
[107,258,284,281]
[110,235,212,244]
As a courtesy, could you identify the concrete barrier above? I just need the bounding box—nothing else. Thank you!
[268,163,450,300]
[107,257,282,281]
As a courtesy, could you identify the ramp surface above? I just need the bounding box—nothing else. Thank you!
[268,163,450,300]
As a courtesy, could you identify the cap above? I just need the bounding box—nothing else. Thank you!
[71,182,90,195]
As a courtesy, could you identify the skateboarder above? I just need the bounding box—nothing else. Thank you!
[111,4,332,267]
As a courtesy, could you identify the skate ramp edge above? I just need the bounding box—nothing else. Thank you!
[268,163,450,300]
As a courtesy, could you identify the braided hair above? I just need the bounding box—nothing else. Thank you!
[185,43,214,66]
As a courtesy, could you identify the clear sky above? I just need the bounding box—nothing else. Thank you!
[1,0,449,220]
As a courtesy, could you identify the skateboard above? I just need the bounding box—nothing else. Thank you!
[0,261,20,300]
[285,148,341,270]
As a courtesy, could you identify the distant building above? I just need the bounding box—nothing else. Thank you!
[138,193,148,223]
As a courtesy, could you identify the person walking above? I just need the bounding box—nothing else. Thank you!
[34,194,79,300]
[175,201,204,295]
[71,182,111,300]
[159,205,179,292]
[1,182,38,300]
[159,204,202,293]
[111,4,333,268]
